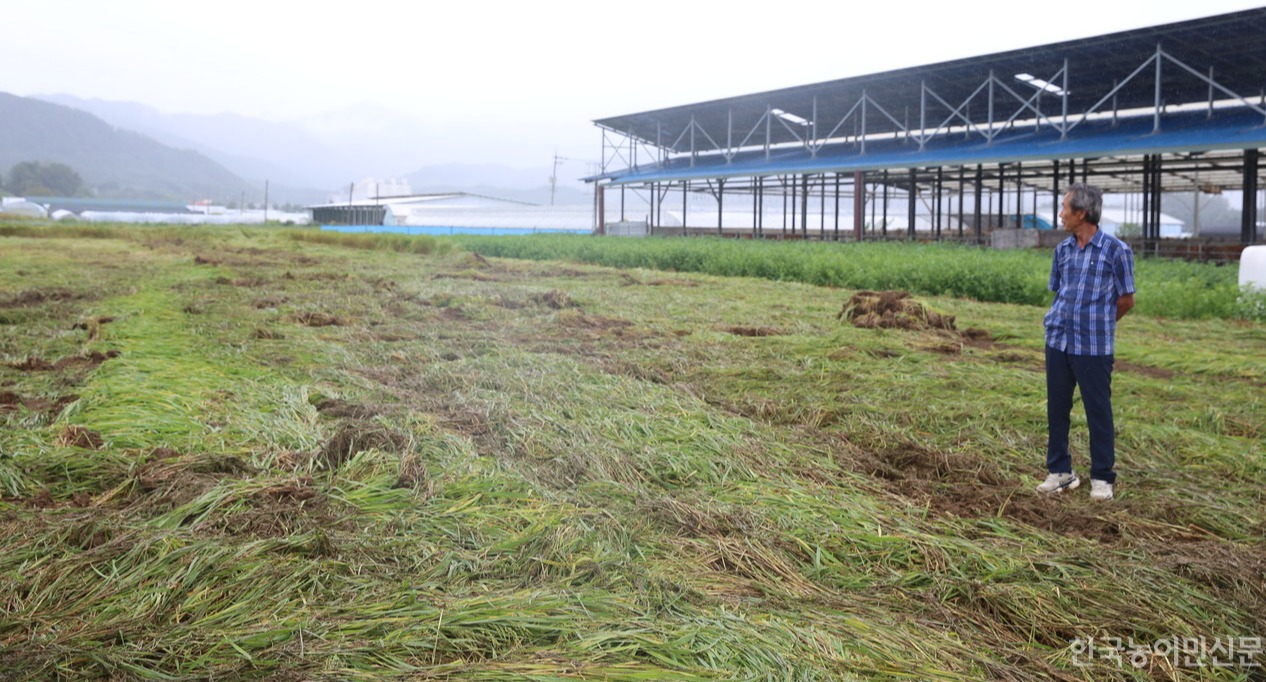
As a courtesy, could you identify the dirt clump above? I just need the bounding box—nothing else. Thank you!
[620,273,699,287]
[314,422,410,469]
[555,310,634,332]
[252,295,287,309]
[7,351,119,372]
[0,288,81,308]
[432,269,498,282]
[72,316,116,340]
[6,357,55,371]
[26,490,58,509]
[722,325,786,337]
[533,290,578,309]
[55,350,121,370]
[292,311,342,327]
[0,391,79,417]
[839,290,956,331]
[314,398,384,420]
[394,452,428,490]
[56,425,104,449]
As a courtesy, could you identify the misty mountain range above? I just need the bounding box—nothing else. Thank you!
[0,92,592,205]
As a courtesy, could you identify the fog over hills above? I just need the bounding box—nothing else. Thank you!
[36,94,596,206]
[0,93,255,202]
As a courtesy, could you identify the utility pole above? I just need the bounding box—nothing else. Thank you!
[552,154,600,206]
[551,153,563,206]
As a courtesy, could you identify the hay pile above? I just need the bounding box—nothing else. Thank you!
[838,290,956,330]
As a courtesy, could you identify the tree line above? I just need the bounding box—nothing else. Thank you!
[0,161,84,197]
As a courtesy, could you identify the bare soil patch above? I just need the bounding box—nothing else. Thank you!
[555,310,634,334]
[1148,540,1266,630]
[0,288,84,308]
[56,425,104,449]
[211,478,349,540]
[314,397,385,420]
[313,421,410,469]
[0,391,78,418]
[432,269,499,282]
[5,350,120,372]
[491,290,580,311]
[620,273,699,287]
[839,439,1124,543]
[292,311,342,327]
[215,276,268,287]
[1115,360,1177,380]
[721,325,786,337]
[533,290,578,310]
[6,356,54,371]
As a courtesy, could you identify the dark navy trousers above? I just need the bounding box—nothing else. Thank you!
[1046,346,1116,484]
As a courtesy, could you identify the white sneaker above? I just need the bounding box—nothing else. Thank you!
[1090,479,1114,501]
[1036,472,1080,494]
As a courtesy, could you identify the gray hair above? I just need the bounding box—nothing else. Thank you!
[1064,183,1103,225]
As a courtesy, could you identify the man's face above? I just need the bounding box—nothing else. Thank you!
[1059,193,1084,232]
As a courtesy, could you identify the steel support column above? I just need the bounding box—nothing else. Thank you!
[717,178,725,236]
[957,166,965,237]
[974,164,984,244]
[882,169,890,238]
[597,184,605,234]
[935,166,944,239]
[835,173,842,240]
[1147,155,1155,242]
[820,174,830,236]
[649,182,655,231]
[758,177,765,237]
[907,168,917,239]
[998,164,1007,229]
[853,171,865,241]
[801,174,810,238]
[682,180,688,236]
[1243,148,1259,243]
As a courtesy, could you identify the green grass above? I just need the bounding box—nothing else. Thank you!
[1,222,1263,680]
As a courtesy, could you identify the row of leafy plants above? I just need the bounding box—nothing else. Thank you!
[447,233,1262,320]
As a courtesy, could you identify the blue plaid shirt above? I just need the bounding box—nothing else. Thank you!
[1044,229,1135,356]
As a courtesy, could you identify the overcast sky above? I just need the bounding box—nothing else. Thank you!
[3,0,1264,170]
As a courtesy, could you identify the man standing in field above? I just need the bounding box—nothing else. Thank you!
[1036,183,1135,501]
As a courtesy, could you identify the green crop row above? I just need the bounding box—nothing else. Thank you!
[448,234,1261,320]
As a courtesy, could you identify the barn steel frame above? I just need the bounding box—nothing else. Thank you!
[590,8,1266,249]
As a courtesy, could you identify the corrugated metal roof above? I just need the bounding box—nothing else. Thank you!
[595,8,1266,151]
[601,107,1266,190]
[592,8,1266,191]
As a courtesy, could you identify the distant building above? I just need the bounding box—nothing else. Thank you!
[308,192,592,232]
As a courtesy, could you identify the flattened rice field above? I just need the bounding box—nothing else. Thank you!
[1,224,1263,680]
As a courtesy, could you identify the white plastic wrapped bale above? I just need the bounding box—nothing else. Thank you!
[1241,245,1266,291]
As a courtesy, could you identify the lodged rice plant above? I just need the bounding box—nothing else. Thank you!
[0,221,1262,680]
